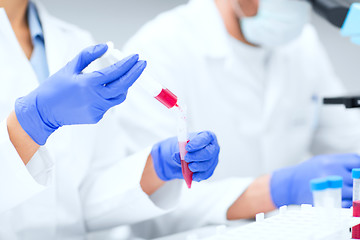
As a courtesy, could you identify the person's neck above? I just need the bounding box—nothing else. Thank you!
[0,0,28,29]
[215,0,254,47]
[0,0,33,60]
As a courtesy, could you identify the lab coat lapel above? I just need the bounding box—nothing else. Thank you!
[262,51,290,125]
[0,8,38,119]
[0,9,30,62]
[34,1,70,75]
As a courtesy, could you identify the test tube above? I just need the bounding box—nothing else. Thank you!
[104,42,178,109]
[310,178,329,207]
[103,42,193,187]
[352,168,360,239]
[176,105,193,188]
[327,176,343,208]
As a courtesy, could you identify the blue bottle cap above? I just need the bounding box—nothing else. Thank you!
[353,169,360,179]
[327,176,343,189]
[310,178,329,191]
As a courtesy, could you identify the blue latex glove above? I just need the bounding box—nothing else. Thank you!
[270,154,360,208]
[15,43,146,145]
[151,131,220,182]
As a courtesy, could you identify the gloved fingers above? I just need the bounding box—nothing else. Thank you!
[172,153,182,167]
[343,185,353,200]
[188,160,214,172]
[97,61,147,98]
[104,93,127,108]
[88,54,139,85]
[192,159,218,182]
[186,131,217,152]
[192,169,216,182]
[341,153,360,170]
[70,44,108,74]
[344,175,354,186]
[90,114,105,125]
[342,200,353,208]
[185,143,220,163]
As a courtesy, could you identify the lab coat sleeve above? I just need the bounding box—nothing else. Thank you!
[81,147,183,232]
[0,119,53,214]
[308,32,360,155]
[130,177,253,239]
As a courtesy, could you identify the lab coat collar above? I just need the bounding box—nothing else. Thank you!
[0,1,69,76]
[0,8,30,61]
[227,34,270,65]
[188,0,231,58]
[189,0,268,60]
[31,0,70,75]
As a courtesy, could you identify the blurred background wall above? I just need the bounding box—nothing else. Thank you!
[40,0,360,93]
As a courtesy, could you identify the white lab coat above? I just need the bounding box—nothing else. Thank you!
[118,0,360,237]
[122,0,360,180]
[0,2,244,239]
[0,2,187,239]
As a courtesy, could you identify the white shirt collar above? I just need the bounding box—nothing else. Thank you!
[187,0,231,58]
[188,0,269,61]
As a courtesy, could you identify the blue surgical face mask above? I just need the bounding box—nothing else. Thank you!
[233,0,311,48]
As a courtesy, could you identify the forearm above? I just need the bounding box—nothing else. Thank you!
[140,154,165,196]
[227,174,275,220]
[7,111,39,165]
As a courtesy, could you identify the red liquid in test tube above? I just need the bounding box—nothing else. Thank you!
[179,140,193,188]
[154,89,193,187]
[353,169,360,239]
[353,200,360,239]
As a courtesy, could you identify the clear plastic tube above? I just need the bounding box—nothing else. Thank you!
[310,178,328,208]
[312,190,328,207]
[103,42,193,187]
[104,42,178,109]
[327,176,343,208]
[176,105,192,188]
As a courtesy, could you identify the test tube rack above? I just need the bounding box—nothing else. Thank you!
[204,205,360,240]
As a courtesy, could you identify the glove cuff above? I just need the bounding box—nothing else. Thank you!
[151,143,170,181]
[270,166,295,208]
[15,93,57,145]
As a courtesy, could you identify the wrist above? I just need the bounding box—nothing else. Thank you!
[140,154,165,195]
[15,93,57,145]
[270,166,295,208]
[150,143,169,181]
[227,174,275,220]
[7,111,40,165]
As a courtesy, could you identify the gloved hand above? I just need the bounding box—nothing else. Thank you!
[15,43,146,145]
[270,154,360,208]
[151,131,220,182]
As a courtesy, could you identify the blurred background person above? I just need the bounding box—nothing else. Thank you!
[116,0,360,238]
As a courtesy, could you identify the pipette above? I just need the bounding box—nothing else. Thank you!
[104,42,193,187]
[104,42,178,109]
[176,105,193,188]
